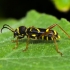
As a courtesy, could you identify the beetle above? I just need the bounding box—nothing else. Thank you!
[1,24,70,56]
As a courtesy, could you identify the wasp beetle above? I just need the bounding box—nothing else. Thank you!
[1,24,70,56]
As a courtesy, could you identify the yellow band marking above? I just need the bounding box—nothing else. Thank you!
[35,37,37,40]
[22,34,24,36]
[54,30,57,35]
[32,34,36,37]
[51,37,53,40]
[58,35,60,39]
[30,28,32,32]
[56,35,60,40]
[46,37,48,40]
[42,36,44,40]
[37,28,40,33]
[17,28,20,34]
[46,29,49,32]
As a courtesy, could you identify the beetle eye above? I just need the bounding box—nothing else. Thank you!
[15,32,18,35]
[14,31,18,38]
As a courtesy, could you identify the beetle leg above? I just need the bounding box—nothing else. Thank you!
[47,24,70,38]
[38,30,62,56]
[12,37,18,49]
[53,36,63,56]
[23,35,30,51]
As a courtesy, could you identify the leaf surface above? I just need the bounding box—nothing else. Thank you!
[0,10,70,70]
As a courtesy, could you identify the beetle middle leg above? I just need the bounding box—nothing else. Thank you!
[38,31,62,56]
[23,35,30,51]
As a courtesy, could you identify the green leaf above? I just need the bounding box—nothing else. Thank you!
[0,10,70,70]
[52,0,70,12]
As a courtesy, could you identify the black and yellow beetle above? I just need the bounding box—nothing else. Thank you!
[1,24,70,56]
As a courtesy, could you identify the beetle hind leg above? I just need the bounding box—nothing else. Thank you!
[53,37,63,56]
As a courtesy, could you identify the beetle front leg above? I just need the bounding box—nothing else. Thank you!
[12,37,18,49]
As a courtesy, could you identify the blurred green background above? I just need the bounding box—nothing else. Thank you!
[52,0,70,12]
[0,0,70,21]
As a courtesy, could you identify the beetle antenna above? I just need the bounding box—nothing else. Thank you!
[1,24,14,33]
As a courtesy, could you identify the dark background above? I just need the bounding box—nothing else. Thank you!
[0,0,70,21]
